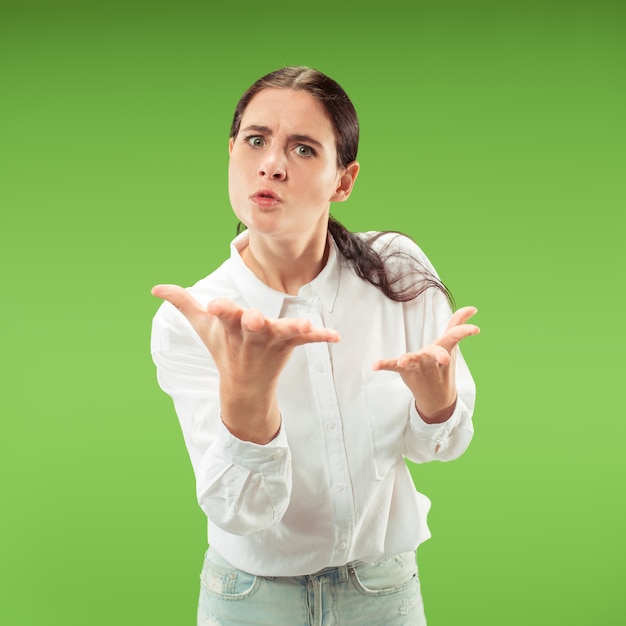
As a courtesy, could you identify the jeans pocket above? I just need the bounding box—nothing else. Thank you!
[350,552,419,597]
[200,550,259,600]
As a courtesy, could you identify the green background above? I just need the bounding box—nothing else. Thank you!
[2,1,624,624]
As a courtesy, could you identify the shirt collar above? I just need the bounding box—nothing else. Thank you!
[229,231,341,318]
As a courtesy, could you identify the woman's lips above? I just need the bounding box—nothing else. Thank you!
[251,190,282,208]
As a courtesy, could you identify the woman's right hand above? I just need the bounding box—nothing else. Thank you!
[152,284,340,444]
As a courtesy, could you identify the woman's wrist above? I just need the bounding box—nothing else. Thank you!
[414,396,457,424]
[220,384,281,444]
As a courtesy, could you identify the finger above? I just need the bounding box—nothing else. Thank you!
[237,310,311,336]
[437,322,480,353]
[206,298,245,334]
[372,358,391,371]
[241,308,268,333]
[373,357,408,372]
[445,306,478,332]
[267,317,340,343]
[271,316,316,337]
[206,297,240,318]
[298,327,341,344]
[435,345,452,366]
[375,344,450,372]
[400,345,451,367]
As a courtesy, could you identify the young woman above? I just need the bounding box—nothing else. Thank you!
[151,66,479,625]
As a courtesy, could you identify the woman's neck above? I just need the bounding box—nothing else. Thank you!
[241,231,330,295]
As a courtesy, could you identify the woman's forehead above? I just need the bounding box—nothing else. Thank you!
[241,88,334,138]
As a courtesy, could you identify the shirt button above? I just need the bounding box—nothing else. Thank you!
[304,286,314,297]
[328,421,337,430]
[337,542,347,551]
[335,484,344,493]
[315,363,324,373]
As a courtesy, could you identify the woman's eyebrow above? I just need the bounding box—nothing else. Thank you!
[242,124,271,135]
[290,134,324,150]
[241,125,324,150]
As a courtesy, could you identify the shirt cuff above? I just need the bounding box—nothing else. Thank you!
[216,418,290,471]
[409,399,465,456]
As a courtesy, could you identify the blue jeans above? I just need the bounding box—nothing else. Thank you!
[197,547,427,625]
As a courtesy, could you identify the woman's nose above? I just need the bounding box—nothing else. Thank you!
[257,153,286,180]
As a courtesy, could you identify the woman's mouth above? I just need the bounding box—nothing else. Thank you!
[251,190,281,208]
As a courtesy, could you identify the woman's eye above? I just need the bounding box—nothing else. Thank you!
[246,136,265,148]
[295,144,314,157]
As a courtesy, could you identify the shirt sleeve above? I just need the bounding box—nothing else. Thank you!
[404,361,475,462]
[150,302,293,535]
[399,242,477,464]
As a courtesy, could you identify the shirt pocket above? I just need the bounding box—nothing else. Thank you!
[362,378,412,480]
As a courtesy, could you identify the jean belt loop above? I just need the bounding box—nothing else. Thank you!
[338,564,349,582]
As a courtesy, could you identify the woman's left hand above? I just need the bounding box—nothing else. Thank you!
[372,306,479,424]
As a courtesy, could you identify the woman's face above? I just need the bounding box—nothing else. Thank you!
[228,88,356,246]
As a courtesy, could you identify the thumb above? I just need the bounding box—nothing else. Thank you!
[152,284,202,318]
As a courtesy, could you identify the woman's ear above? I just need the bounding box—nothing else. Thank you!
[229,137,235,154]
[331,161,360,203]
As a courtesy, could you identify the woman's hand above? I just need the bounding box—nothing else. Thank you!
[152,284,340,443]
[372,306,479,424]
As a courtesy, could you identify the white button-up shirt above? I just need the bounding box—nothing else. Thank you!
[151,231,476,577]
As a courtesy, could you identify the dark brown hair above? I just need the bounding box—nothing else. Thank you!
[231,66,453,305]
[230,66,358,169]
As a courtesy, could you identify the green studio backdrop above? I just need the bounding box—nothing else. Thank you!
[1,1,624,624]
